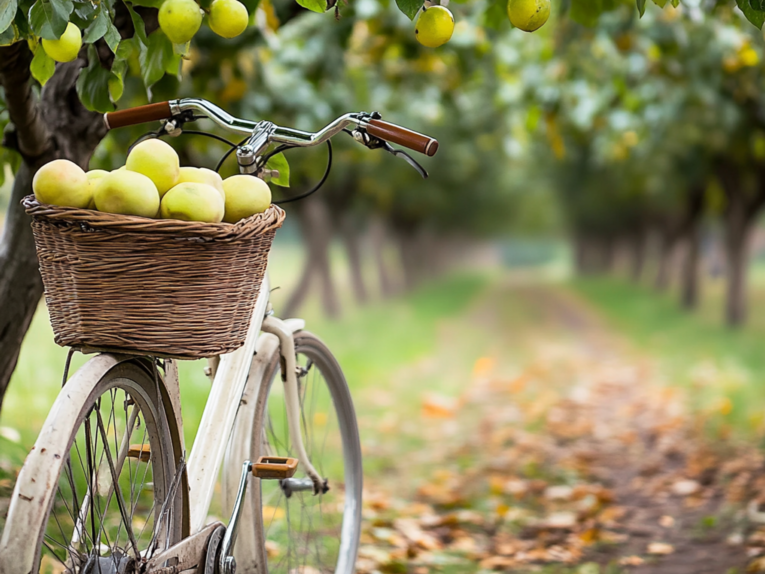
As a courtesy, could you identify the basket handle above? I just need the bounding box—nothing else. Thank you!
[104,102,173,130]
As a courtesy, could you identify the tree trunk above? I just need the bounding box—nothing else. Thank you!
[282,256,316,319]
[397,230,419,291]
[282,198,339,319]
[680,220,700,310]
[340,214,367,305]
[716,161,765,328]
[369,217,395,298]
[629,231,646,283]
[654,233,674,292]
[723,192,751,327]
[0,44,107,412]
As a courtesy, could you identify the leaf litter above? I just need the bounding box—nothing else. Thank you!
[356,287,765,573]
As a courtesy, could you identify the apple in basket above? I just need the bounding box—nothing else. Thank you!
[32,145,274,223]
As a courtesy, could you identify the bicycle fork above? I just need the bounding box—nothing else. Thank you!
[219,316,326,573]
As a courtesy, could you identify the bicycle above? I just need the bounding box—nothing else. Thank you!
[0,98,438,574]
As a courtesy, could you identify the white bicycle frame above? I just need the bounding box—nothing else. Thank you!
[0,270,322,573]
[0,97,428,573]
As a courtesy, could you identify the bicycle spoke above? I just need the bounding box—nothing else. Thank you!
[96,406,141,557]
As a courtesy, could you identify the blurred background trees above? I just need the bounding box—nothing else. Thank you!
[5,0,765,409]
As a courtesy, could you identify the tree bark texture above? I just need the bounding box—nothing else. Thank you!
[0,43,107,412]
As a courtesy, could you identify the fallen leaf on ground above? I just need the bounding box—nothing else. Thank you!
[647,542,675,555]
[659,515,675,528]
[619,555,645,566]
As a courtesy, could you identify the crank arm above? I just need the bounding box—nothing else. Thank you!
[144,521,223,573]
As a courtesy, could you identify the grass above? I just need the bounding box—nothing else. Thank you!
[0,234,492,466]
[571,274,765,440]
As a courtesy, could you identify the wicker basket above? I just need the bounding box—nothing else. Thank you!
[23,196,286,359]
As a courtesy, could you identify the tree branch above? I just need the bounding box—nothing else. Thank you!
[0,42,50,161]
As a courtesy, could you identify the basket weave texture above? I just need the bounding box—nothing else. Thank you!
[23,196,285,359]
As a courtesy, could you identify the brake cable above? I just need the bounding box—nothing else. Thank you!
[272,140,333,205]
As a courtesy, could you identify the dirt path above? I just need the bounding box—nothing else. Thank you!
[358,281,763,573]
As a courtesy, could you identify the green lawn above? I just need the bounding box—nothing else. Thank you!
[572,275,765,440]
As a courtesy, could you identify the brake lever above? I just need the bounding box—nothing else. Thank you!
[380,141,428,179]
[347,129,428,179]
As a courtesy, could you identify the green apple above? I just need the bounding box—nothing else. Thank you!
[160,182,224,223]
[42,22,82,63]
[33,159,90,208]
[94,170,160,218]
[159,0,203,44]
[222,174,271,223]
[208,0,249,39]
[126,139,180,197]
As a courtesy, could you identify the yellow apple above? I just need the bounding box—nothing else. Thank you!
[159,0,203,44]
[177,167,225,199]
[86,169,109,209]
[222,174,271,223]
[42,22,82,63]
[33,159,90,208]
[125,139,180,197]
[160,182,224,223]
[94,170,160,218]
[208,0,249,39]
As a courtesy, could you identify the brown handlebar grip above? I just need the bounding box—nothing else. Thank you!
[365,119,439,157]
[104,101,173,129]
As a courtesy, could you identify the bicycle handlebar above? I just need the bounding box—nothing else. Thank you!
[104,99,439,157]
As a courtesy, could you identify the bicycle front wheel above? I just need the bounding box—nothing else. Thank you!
[2,358,185,573]
[239,331,363,574]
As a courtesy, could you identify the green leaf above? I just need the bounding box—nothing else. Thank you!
[0,0,18,34]
[76,45,115,112]
[29,0,67,39]
[30,43,54,85]
[239,0,259,13]
[73,1,97,20]
[116,36,136,58]
[138,29,174,90]
[738,0,765,28]
[126,2,147,44]
[395,0,420,20]
[636,0,646,16]
[296,0,325,13]
[103,21,119,52]
[108,56,126,101]
[750,0,765,11]
[82,3,108,42]
[0,21,17,44]
[265,152,290,187]
[49,0,72,19]
[482,0,508,30]
[569,0,619,26]
[131,0,162,8]
[173,40,189,55]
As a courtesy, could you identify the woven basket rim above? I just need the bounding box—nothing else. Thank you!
[23,195,285,240]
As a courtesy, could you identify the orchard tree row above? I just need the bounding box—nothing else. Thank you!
[518,2,765,327]
[0,0,761,407]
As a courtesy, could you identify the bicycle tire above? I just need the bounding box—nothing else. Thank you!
[4,359,185,573]
[228,331,363,574]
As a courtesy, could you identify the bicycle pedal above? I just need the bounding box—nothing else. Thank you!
[252,456,298,479]
[127,444,151,463]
